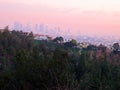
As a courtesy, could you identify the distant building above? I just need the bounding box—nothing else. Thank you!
[78,42,89,48]
[19,31,29,36]
[34,34,52,40]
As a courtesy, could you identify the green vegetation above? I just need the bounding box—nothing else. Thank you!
[0,28,120,90]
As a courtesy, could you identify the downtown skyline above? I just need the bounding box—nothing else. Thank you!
[0,0,120,36]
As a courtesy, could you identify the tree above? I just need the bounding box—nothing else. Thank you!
[87,44,97,51]
[113,43,119,51]
[53,36,64,44]
[71,39,77,45]
[64,39,77,48]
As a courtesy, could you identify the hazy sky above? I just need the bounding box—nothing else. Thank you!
[0,0,120,36]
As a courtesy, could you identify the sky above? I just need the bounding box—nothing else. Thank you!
[0,0,120,36]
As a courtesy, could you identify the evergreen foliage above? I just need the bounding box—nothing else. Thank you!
[0,29,120,90]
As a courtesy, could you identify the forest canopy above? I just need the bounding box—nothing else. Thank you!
[0,28,120,90]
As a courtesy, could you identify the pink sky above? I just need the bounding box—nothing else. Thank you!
[0,0,120,36]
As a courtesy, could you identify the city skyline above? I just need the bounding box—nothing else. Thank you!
[0,0,120,36]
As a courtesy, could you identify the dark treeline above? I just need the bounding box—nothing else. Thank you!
[0,27,120,90]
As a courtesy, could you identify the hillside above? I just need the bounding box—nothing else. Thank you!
[0,28,120,90]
